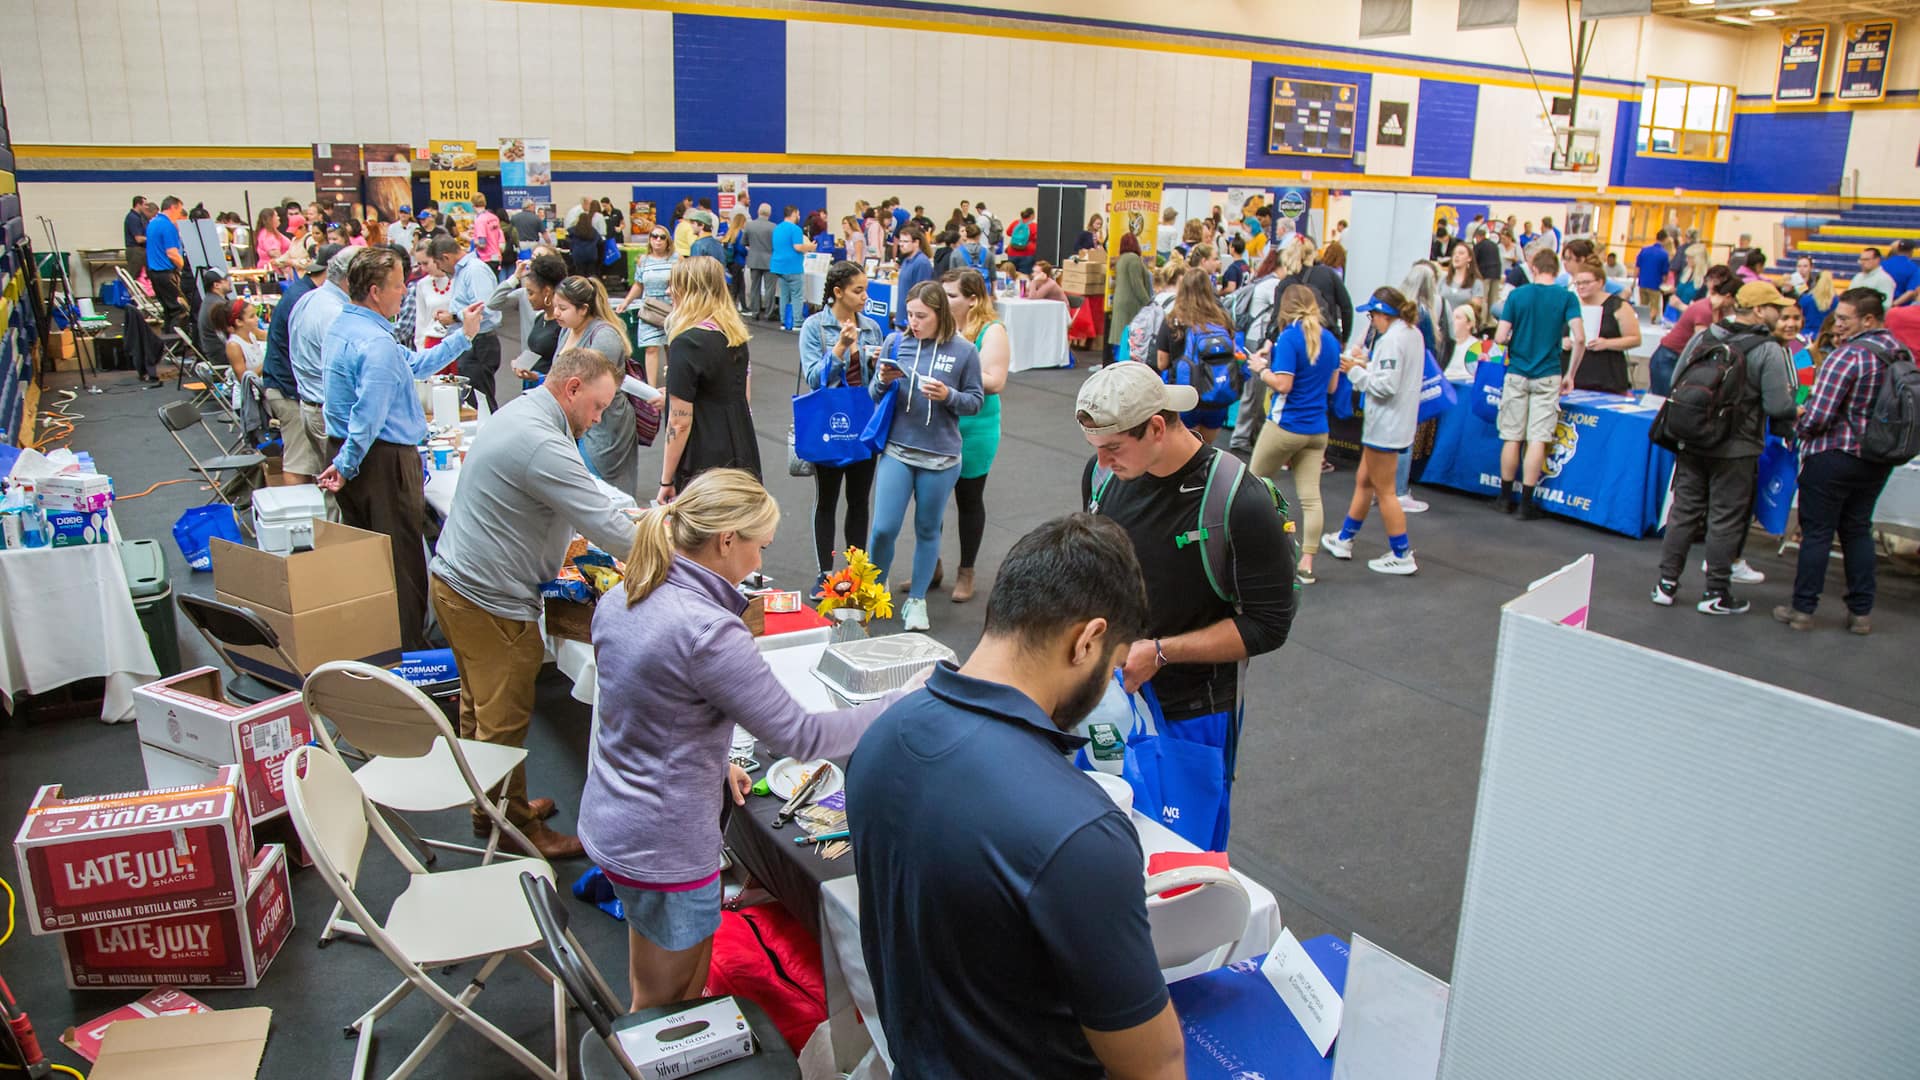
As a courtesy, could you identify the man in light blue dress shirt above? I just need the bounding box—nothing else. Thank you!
[426,235,505,410]
[287,244,353,464]
[315,247,481,650]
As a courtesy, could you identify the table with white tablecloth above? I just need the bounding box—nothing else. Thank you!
[1877,462,1920,532]
[0,518,158,722]
[999,296,1072,371]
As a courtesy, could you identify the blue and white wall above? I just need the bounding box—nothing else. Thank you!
[3,0,1915,251]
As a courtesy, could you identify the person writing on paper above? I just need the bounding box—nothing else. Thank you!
[847,514,1185,1080]
[430,346,640,861]
[582,470,906,1010]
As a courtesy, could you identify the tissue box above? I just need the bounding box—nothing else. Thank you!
[613,997,754,1077]
[40,472,114,513]
[47,508,112,547]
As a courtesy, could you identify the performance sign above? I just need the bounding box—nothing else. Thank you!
[1838,21,1895,102]
[499,138,550,209]
[1106,174,1164,306]
[428,139,477,220]
[1268,79,1357,158]
[361,143,412,223]
[1773,26,1829,105]
[311,144,362,216]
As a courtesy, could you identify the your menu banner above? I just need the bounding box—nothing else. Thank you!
[1838,21,1895,102]
[1774,26,1829,105]
[429,139,477,219]
[499,138,550,209]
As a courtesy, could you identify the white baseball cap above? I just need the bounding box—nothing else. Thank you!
[1075,362,1197,435]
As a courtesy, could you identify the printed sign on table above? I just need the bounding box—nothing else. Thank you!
[362,143,412,223]
[428,139,477,221]
[311,143,362,217]
[1838,21,1895,102]
[499,138,550,209]
[1774,26,1830,105]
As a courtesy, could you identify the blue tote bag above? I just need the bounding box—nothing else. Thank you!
[1754,436,1798,536]
[1329,369,1359,420]
[1470,358,1506,424]
[1415,349,1457,423]
[1081,673,1227,850]
[793,383,878,467]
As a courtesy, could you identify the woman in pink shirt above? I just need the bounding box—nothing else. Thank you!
[254,208,296,281]
[1024,261,1069,303]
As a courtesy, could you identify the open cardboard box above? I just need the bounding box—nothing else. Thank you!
[210,520,402,684]
[133,669,311,824]
[89,1006,272,1080]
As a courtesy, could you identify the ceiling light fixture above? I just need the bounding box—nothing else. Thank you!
[1688,0,1714,5]
[1714,13,1753,24]
[1751,7,1778,16]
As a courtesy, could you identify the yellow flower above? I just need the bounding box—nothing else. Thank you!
[815,548,894,619]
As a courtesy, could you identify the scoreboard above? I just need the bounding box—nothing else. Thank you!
[1268,78,1358,158]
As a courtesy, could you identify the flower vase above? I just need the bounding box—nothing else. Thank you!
[829,607,869,644]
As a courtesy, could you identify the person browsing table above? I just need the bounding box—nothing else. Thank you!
[430,346,639,860]
[315,247,480,651]
[848,514,1184,1080]
[260,251,329,484]
[426,235,505,410]
[1077,362,1296,848]
[1493,248,1586,519]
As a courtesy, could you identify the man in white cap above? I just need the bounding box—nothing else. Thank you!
[1075,362,1296,849]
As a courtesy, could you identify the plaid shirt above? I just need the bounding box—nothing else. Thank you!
[1796,328,1896,458]
[390,286,416,347]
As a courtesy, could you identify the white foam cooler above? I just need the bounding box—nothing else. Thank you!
[250,485,326,556]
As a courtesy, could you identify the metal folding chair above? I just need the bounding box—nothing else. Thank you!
[282,747,569,1080]
[158,399,266,532]
[175,592,301,702]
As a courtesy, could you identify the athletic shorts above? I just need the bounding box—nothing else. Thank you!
[1497,374,1561,444]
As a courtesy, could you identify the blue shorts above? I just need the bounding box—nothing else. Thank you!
[1183,407,1230,430]
[610,877,724,952]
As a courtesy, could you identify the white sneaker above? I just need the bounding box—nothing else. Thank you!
[901,597,931,631]
[1399,497,1430,513]
[1321,532,1354,560]
[1705,558,1766,585]
[1368,552,1419,576]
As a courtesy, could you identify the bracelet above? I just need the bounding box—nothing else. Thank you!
[1153,639,1168,668]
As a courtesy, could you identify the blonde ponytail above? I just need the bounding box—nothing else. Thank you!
[622,468,781,606]
[1279,284,1322,347]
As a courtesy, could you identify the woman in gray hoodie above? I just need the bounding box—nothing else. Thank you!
[867,281,985,631]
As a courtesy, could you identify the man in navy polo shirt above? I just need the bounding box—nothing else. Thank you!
[848,514,1183,1079]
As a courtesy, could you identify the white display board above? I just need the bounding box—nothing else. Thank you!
[1338,191,1435,347]
[1437,607,1920,1079]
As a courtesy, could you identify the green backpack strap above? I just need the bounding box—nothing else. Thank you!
[1088,464,1115,515]
[1175,453,1294,608]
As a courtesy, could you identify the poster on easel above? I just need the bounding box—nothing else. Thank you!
[362,143,413,224]
[717,175,749,219]
[1774,26,1830,105]
[1838,21,1895,102]
[429,139,477,223]
[311,144,363,217]
[1105,175,1163,307]
[500,138,550,209]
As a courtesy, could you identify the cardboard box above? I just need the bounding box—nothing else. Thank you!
[49,328,75,360]
[543,597,594,644]
[14,767,255,936]
[613,996,754,1077]
[88,1007,272,1080]
[133,669,312,824]
[63,987,215,1063]
[40,471,115,513]
[58,845,293,991]
[210,519,402,684]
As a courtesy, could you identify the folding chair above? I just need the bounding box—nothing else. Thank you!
[115,266,191,378]
[303,661,536,945]
[170,329,235,419]
[282,747,569,1080]
[518,873,800,1080]
[158,399,266,532]
[175,592,302,703]
[1144,864,1251,970]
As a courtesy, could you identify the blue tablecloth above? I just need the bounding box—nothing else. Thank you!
[1421,384,1674,537]
[1171,934,1350,1079]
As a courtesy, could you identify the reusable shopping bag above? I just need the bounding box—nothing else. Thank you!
[1415,349,1458,423]
[171,505,244,572]
[1470,358,1507,425]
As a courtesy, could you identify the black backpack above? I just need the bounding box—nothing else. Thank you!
[1651,325,1766,452]
[1859,339,1920,466]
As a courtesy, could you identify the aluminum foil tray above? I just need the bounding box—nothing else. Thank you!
[811,633,956,702]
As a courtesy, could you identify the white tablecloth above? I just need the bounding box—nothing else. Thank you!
[1000,297,1072,372]
[817,810,1284,1072]
[0,519,158,722]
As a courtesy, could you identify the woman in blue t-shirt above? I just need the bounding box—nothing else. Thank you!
[1248,284,1343,584]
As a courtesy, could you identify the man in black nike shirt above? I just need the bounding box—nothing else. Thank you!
[1077,362,1296,848]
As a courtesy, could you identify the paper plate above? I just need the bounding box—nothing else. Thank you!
[766,758,843,801]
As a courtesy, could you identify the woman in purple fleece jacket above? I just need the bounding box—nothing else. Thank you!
[581,468,899,1010]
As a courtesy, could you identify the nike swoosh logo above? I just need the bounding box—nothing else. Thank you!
[1179,483,1205,493]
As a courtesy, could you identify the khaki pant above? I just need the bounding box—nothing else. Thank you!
[430,575,547,828]
[265,389,323,476]
[1250,426,1329,555]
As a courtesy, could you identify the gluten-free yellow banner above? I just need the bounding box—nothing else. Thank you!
[428,139,477,217]
[1106,175,1163,307]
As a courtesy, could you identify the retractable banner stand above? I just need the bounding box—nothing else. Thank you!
[1106,175,1163,307]
[717,175,749,219]
[311,144,362,219]
[429,139,477,223]
[1838,21,1896,102]
[362,144,412,223]
[499,138,550,209]
[1774,26,1830,105]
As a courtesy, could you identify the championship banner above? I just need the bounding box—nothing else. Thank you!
[1106,175,1164,307]
[1774,26,1829,105]
[499,138,550,209]
[311,143,362,218]
[1838,21,1895,102]
[361,143,412,223]
[717,174,749,219]
[428,139,477,221]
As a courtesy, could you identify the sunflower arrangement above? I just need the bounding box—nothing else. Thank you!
[816,546,894,621]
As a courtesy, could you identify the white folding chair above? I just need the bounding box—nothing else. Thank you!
[1144,864,1252,970]
[281,745,569,1080]
[302,661,536,945]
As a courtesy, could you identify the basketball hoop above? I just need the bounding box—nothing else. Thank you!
[1551,126,1602,174]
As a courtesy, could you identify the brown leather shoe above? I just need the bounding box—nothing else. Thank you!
[519,824,586,860]
[1772,605,1814,631]
[472,798,557,836]
[1847,612,1872,636]
[950,567,975,604]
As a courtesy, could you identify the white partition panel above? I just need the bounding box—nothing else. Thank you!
[1438,611,1920,1080]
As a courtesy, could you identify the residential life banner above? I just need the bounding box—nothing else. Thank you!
[429,139,477,220]
[362,143,412,223]
[1106,174,1164,307]
[1774,26,1829,105]
[311,143,362,217]
[499,138,551,209]
[1838,21,1895,102]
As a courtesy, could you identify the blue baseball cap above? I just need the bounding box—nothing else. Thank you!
[418,209,434,220]
[1355,296,1399,318]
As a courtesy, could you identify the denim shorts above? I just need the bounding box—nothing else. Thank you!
[610,877,724,952]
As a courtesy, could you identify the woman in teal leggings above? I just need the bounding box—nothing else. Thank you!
[940,268,1011,604]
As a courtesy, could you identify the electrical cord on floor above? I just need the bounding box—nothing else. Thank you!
[0,878,87,1080]
[31,389,78,452]
[112,478,205,501]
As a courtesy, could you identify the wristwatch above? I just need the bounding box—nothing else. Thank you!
[1153,639,1169,669]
